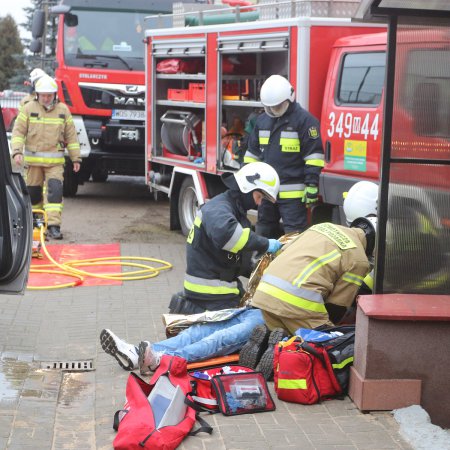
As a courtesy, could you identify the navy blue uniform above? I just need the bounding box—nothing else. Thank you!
[184,190,269,311]
[244,102,324,235]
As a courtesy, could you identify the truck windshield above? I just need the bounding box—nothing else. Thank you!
[63,9,149,70]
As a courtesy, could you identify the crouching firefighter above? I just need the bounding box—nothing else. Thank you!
[169,162,282,314]
[11,75,81,239]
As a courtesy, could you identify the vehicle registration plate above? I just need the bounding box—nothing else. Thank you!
[112,109,145,121]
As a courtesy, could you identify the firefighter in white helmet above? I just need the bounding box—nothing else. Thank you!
[11,75,81,240]
[343,181,379,225]
[244,74,325,238]
[168,162,282,315]
[19,68,47,109]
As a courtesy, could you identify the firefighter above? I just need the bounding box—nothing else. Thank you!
[169,162,282,314]
[244,75,325,237]
[19,68,47,109]
[11,75,81,240]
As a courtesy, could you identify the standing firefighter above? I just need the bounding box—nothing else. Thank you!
[11,76,81,239]
[244,75,325,237]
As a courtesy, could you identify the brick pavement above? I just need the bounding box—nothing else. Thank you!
[0,243,412,450]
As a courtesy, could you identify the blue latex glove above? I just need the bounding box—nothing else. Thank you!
[267,239,282,254]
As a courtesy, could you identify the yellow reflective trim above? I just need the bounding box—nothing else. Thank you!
[29,117,64,125]
[310,223,356,250]
[277,378,307,390]
[280,138,300,153]
[259,137,269,145]
[342,272,364,286]
[24,155,65,164]
[257,281,327,313]
[17,112,27,122]
[362,272,374,290]
[67,143,80,150]
[44,203,63,212]
[11,137,25,144]
[184,280,240,295]
[332,356,354,370]
[243,156,259,163]
[229,227,250,253]
[305,159,325,167]
[293,249,341,287]
[279,191,304,199]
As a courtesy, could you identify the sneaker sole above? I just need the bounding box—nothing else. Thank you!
[138,341,152,375]
[256,328,287,381]
[239,324,270,369]
[100,329,134,371]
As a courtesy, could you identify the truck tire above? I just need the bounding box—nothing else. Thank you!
[91,167,108,182]
[178,177,198,236]
[63,159,79,197]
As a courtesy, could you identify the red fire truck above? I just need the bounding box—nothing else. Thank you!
[37,0,201,196]
[144,1,387,234]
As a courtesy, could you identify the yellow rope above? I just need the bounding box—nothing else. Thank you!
[28,226,173,290]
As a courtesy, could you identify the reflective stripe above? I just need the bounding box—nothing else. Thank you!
[342,272,364,286]
[305,159,325,167]
[277,379,307,390]
[11,136,25,144]
[186,214,202,245]
[258,130,270,145]
[362,271,374,290]
[29,117,65,125]
[280,136,300,153]
[280,131,299,139]
[304,152,324,161]
[184,274,239,295]
[44,203,63,212]
[332,356,354,370]
[24,150,65,164]
[67,142,80,150]
[17,112,27,122]
[261,274,324,303]
[278,183,305,199]
[223,224,250,253]
[243,151,260,163]
[257,281,327,313]
[293,250,341,287]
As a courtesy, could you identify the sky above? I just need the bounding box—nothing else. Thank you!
[1,0,33,38]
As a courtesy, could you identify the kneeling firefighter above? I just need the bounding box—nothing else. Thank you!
[169,162,282,314]
[11,75,81,239]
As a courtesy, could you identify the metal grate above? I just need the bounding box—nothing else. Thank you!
[40,360,95,371]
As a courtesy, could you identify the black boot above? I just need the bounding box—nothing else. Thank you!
[256,328,288,380]
[239,324,271,369]
[47,225,63,240]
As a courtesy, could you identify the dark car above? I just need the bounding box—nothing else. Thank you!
[0,106,32,293]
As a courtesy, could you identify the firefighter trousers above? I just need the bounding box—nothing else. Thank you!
[25,164,64,226]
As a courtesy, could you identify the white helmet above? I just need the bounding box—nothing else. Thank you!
[260,75,295,107]
[234,162,280,203]
[35,76,58,94]
[343,181,378,224]
[29,68,46,85]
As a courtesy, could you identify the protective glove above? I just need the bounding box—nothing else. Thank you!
[267,239,282,254]
[303,185,319,207]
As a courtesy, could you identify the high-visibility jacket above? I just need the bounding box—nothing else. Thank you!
[244,102,324,200]
[251,223,370,323]
[11,99,81,166]
[184,190,269,307]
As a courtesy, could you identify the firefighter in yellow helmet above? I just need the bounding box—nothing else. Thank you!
[11,75,81,239]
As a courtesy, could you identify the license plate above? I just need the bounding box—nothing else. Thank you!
[112,109,145,121]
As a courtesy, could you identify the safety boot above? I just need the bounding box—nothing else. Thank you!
[239,324,271,369]
[47,225,63,240]
[255,328,288,380]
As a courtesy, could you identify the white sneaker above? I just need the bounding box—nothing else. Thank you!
[100,329,138,371]
[138,341,162,375]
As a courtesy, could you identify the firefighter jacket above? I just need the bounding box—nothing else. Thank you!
[11,99,81,166]
[251,223,370,323]
[244,102,324,200]
[184,189,269,306]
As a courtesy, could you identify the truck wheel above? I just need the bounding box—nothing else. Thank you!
[63,160,79,197]
[178,177,198,236]
[91,167,108,182]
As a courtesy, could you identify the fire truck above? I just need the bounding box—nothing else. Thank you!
[144,1,386,234]
[33,0,204,196]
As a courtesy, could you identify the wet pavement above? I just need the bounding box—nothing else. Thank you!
[0,242,412,450]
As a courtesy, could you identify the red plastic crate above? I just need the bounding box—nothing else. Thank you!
[189,83,205,103]
[167,88,190,101]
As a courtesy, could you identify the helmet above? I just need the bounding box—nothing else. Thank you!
[35,76,58,94]
[29,68,46,85]
[343,181,378,224]
[260,75,295,106]
[350,216,377,256]
[233,162,280,203]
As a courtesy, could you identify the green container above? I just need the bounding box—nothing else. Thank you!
[185,11,259,27]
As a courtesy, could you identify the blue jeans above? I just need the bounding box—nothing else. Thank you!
[152,308,264,362]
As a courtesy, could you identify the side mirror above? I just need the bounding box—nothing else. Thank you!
[31,9,46,39]
[65,13,78,27]
[30,38,42,54]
